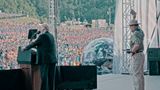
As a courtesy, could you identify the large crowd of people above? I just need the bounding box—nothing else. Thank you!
[0,12,26,19]
[57,24,113,66]
[0,17,41,70]
[0,14,113,70]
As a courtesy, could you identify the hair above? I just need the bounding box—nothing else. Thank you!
[42,23,49,31]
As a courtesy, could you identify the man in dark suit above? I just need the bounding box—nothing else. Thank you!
[23,23,57,90]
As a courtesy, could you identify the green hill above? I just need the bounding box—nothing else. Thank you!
[0,0,115,23]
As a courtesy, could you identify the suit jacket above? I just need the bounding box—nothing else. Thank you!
[25,31,57,64]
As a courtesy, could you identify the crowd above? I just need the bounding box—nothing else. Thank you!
[0,15,113,70]
[57,24,113,66]
[0,12,26,19]
[0,17,41,70]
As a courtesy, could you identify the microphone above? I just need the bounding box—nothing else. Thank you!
[35,31,41,34]
[31,31,41,39]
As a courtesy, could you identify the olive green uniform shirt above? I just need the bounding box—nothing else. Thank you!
[130,28,144,52]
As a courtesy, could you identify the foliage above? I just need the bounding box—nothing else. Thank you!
[0,0,115,23]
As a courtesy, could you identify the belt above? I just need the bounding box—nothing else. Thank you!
[135,51,143,53]
[132,51,143,56]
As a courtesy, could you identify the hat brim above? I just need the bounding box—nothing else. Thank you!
[129,23,140,26]
[129,24,139,26]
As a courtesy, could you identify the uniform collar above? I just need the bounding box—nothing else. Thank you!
[133,27,140,32]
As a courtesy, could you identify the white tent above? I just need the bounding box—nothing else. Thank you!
[113,0,159,73]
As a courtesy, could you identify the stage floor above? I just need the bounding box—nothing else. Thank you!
[97,74,160,90]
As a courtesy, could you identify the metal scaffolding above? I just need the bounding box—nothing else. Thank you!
[49,0,57,36]
[49,0,59,64]
[121,0,135,73]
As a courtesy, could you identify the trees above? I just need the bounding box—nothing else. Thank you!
[0,0,115,23]
[0,0,37,17]
[59,0,115,23]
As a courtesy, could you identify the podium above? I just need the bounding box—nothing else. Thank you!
[17,46,41,90]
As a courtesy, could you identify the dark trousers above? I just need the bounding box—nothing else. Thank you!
[40,63,56,90]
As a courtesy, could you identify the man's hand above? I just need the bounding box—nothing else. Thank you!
[21,47,27,52]
[131,52,136,56]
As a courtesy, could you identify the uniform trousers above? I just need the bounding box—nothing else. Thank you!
[130,52,145,90]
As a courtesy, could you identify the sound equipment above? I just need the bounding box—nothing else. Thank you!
[147,48,160,75]
[149,61,160,75]
[56,65,97,90]
[0,69,27,90]
[148,48,160,61]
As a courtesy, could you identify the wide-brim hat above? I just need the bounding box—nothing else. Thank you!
[129,19,140,26]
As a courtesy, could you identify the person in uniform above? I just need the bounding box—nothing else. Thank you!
[129,19,145,90]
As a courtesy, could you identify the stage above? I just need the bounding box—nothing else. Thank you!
[0,69,160,90]
[97,74,160,90]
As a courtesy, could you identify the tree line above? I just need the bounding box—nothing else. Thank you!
[0,0,115,23]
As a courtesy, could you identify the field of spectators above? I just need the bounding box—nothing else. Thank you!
[0,13,113,70]
[0,16,40,70]
[0,12,27,19]
[57,23,113,66]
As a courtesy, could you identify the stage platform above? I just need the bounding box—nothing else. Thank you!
[0,69,160,90]
[97,74,160,90]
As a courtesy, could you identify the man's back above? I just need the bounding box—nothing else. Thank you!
[37,31,57,64]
